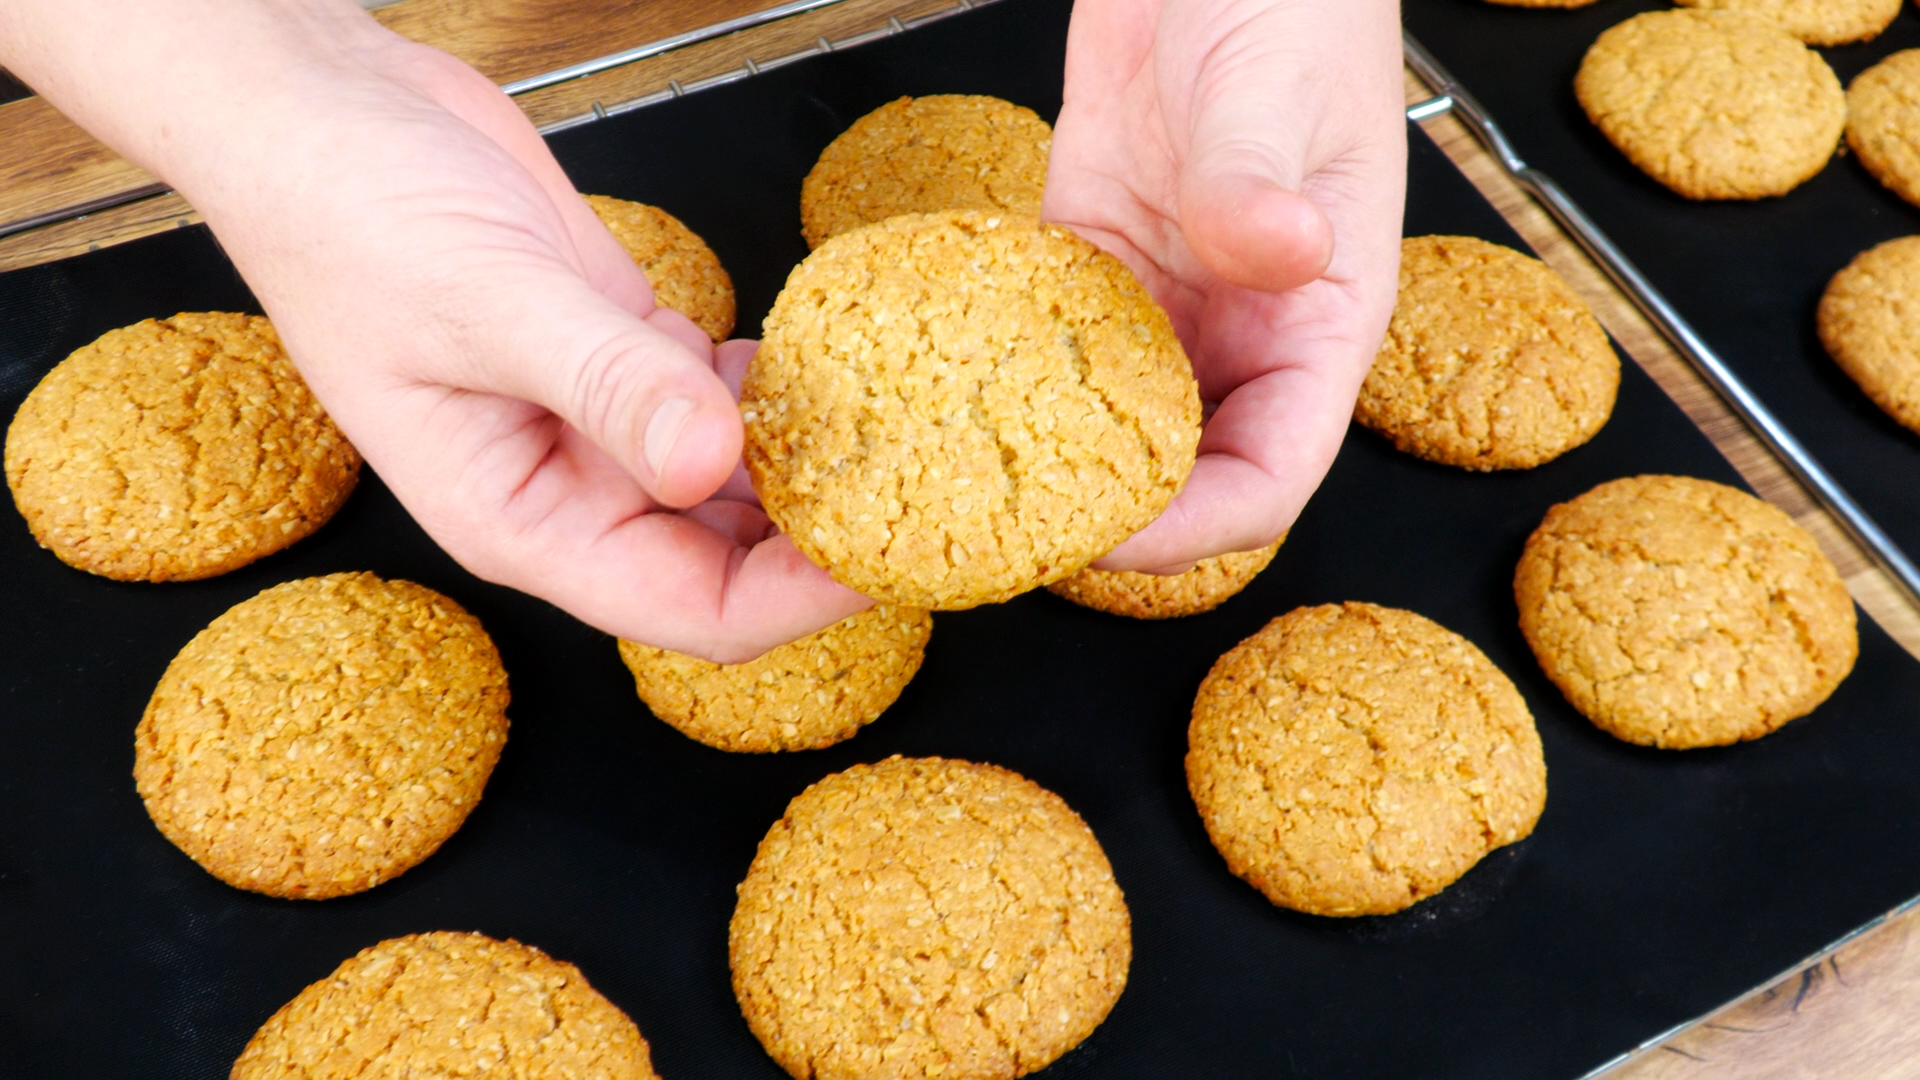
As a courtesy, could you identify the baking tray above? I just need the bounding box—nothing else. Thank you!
[1403,0,1920,613]
[8,0,1920,1075]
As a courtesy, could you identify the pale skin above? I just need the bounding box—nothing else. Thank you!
[0,0,1403,661]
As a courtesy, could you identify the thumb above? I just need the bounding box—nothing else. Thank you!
[460,272,743,508]
[1179,160,1334,293]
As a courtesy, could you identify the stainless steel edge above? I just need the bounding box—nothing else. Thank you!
[498,0,856,95]
[1403,31,1920,614]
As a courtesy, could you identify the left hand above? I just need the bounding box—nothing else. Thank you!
[1044,0,1406,571]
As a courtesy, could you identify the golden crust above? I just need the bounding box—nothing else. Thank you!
[800,95,1052,249]
[1817,235,1920,435]
[730,756,1130,1080]
[586,194,737,342]
[1674,0,1899,45]
[1574,11,1844,200]
[745,211,1201,610]
[1187,603,1547,917]
[3,313,361,581]
[1046,538,1283,619]
[1358,236,1618,470]
[1845,50,1920,211]
[1514,475,1858,749]
[230,932,657,1079]
[618,605,931,752]
[135,573,509,899]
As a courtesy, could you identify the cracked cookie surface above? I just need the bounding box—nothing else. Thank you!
[618,604,931,752]
[800,95,1052,249]
[745,211,1201,609]
[4,312,361,581]
[1514,475,1857,749]
[1574,10,1844,199]
[1675,0,1900,45]
[730,756,1130,1080]
[135,573,509,899]
[1845,50,1920,210]
[231,931,657,1079]
[1047,537,1283,619]
[1818,235,1920,435]
[586,194,737,342]
[1358,236,1618,471]
[1186,602,1546,917]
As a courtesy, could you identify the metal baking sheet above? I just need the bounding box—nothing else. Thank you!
[1403,0,1920,611]
[7,0,1920,1075]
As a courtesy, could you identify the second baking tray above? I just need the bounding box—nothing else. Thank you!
[1404,0,1920,608]
[7,0,1920,1075]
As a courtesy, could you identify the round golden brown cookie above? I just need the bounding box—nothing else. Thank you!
[1187,603,1547,917]
[745,211,1201,610]
[135,573,509,898]
[3,313,360,582]
[1818,235,1920,435]
[231,932,658,1079]
[586,193,737,342]
[1514,475,1858,749]
[800,95,1052,249]
[1047,537,1283,619]
[1675,0,1899,45]
[731,756,1130,1080]
[1573,10,1845,200]
[1846,50,1920,211]
[618,605,932,752]
[1358,236,1619,470]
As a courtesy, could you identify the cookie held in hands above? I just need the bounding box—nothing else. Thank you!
[745,211,1201,609]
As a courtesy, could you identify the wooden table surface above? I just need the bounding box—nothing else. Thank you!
[6,0,1920,1075]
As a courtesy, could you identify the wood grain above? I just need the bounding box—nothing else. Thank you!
[0,0,808,240]
[0,0,973,273]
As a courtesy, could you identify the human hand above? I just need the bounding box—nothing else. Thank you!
[1044,0,1406,572]
[0,0,867,661]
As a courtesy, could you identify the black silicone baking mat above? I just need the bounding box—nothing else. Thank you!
[8,0,1920,1075]
[1403,0,1920,603]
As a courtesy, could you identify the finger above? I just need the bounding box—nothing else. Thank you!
[1179,167,1333,293]
[714,338,759,400]
[1093,353,1356,570]
[441,269,742,510]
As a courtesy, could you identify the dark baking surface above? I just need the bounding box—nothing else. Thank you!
[7,0,1920,1076]
[1403,0,1920,592]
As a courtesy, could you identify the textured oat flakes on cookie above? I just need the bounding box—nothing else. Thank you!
[231,932,658,1079]
[1358,235,1618,470]
[800,94,1052,248]
[1514,475,1857,748]
[618,604,931,752]
[586,193,737,342]
[1675,0,1899,46]
[1574,10,1845,199]
[3,312,360,581]
[1818,235,1920,436]
[135,572,508,899]
[1187,603,1547,917]
[1845,49,1920,211]
[744,210,1201,610]
[1047,537,1283,619]
[730,756,1131,1080]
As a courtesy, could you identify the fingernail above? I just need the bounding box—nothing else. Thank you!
[644,397,697,479]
